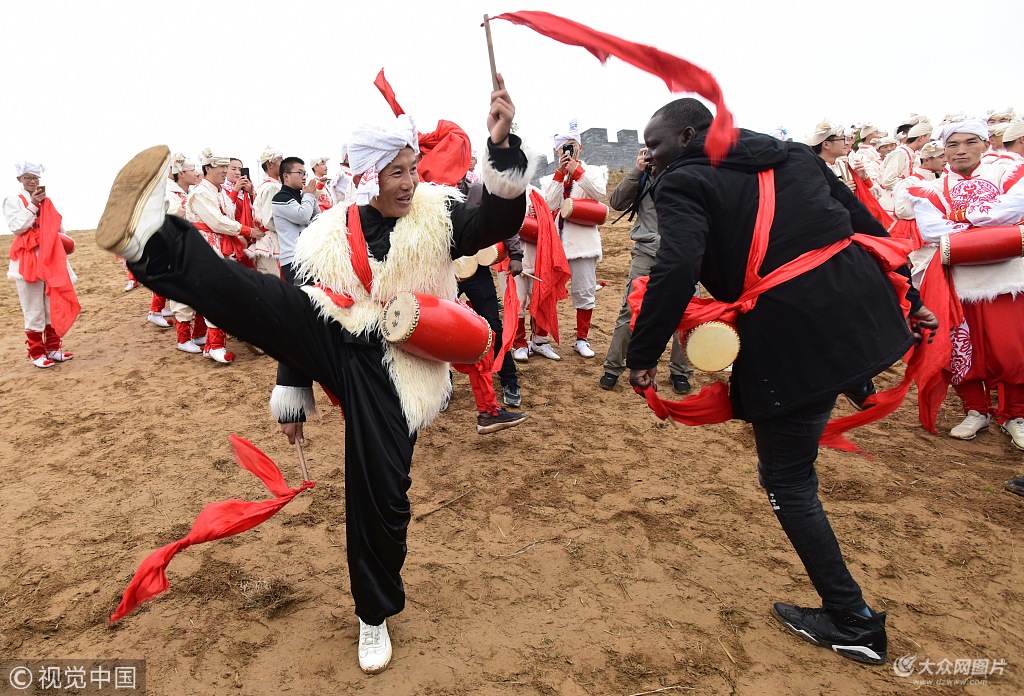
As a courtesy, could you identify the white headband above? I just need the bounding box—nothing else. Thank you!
[15,162,44,177]
[935,119,989,145]
[347,114,418,176]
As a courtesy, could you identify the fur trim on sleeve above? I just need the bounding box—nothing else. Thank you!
[480,145,540,200]
[269,385,319,423]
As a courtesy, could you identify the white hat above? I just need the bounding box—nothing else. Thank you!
[804,119,843,146]
[258,146,283,164]
[170,153,197,175]
[875,136,897,148]
[987,107,1016,123]
[859,123,881,140]
[15,162,44,177]
[199,148,231,167]
[988,122,1010,141]
[919,141,944,159]
[1003,120,1024,144]
[553,118,582,150]
[908,122,933,138]
[311,156,330,168]
[900,113,928,126]
[939,111,967,125]
[934,119,989,145]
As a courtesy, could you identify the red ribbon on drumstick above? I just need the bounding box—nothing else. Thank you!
[110,436,313,622]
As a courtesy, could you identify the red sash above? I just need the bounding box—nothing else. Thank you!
[193,221,253,268]
[850,170,895,228]
[628,169,931,455]
[528,190,572,342]
[9,196,80,335]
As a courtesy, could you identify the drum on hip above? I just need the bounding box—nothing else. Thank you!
[560,198,608,226]
[381,292,494,364]
[684,321,740,372]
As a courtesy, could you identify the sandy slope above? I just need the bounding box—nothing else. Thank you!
[1,200,1021,695]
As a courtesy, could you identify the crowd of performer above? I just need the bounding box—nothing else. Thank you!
[5,92,1023,673]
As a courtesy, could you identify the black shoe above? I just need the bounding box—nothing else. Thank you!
[1006,477,1024,496]
[771,602,887,665]
[477,408,528,434]
[671,374,692,395]
[599,372,618,390]
[843,380,877,411]
[502,384,522,408]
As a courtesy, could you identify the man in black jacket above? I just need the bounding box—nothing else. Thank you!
[628,98,937,665]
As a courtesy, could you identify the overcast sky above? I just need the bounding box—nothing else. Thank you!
[2,0,1020,231]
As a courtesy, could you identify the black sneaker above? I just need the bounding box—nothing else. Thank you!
[1005,477,1024,496]
[771,602,887,665]
[843,380,877,411]
[671,374,692,395]
[599,372,618,390]
[477,408,528,434]
[502,384,522,408]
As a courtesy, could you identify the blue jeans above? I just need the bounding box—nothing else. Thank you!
[753,395,866,612]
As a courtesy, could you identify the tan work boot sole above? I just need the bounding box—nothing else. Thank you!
[96,145,171,256]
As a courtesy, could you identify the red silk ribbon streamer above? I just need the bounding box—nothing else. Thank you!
[110,436,314,622]
[490,11,737,164]
[9,199,80,336]
[374,68,405,116]
[850,170,894,229]
[528,190,571,343]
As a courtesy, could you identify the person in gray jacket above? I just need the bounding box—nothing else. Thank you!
[601,147,693,394]
[273,156,320,283]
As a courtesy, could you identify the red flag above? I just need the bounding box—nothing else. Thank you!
[110,436,314,623]
[490,11,737,164]
[528,191,571,343]
[374,69,405,116]
[8,199,80,336]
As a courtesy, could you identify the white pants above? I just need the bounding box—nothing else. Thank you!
[15,278,50,331]
[568,256,598,310]
[167,299,195,323]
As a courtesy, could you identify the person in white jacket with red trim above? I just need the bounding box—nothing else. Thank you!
[540,126,607,358]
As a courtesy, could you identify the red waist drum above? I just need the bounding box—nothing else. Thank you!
[453,255,479,280]
[59,233,75,255]
[684,321,740,373]
[381,292,494,364]
[560,198,608,226]
[940,225,1024,265]
[476,241,508,267]
[520,215,538,244]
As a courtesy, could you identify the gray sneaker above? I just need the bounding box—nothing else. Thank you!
[477,409,528,434]
[502,384,522,407]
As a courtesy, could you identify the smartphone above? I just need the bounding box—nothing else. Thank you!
[240,167,250,178]
[37,185,46,195]
[562,143,574,156]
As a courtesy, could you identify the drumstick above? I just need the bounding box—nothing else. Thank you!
[483,14,500,91]
[295,441,309,482]
[521,271,543,282]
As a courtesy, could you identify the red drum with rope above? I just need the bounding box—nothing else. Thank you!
[381,292,494,364]
[476,241,508,267]
[519,215,539,244]
[560,198,608,225]
[940,225,1024,266]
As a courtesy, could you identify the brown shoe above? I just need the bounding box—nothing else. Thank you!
[96,145,171,262]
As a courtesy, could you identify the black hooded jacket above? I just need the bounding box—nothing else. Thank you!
[627,129,920,421]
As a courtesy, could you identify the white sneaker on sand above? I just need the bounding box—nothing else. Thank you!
[574,339,595,358]
[31,355,55,368]
[513,346,530,362]
[950,410,990,440]
[147,312,171,328]
[530,340,561,361]
[358,619,392,674]
[177,340,202,354]
[204,347,233,364]
[1002,418,1024,451]
[96,145,172,263]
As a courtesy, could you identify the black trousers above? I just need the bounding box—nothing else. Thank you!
[130,217,413,625]
[458,264,517,389]
[753,395,866,613]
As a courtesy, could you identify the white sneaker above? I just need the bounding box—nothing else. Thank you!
[147,312,172,328]
[512,346,530,362]
[96,145,172,263]
[160,307,174,317]
[177,340,202,354]
[950,410,990,440]
[31,355,55,368]
[46,349,74,362]
[574,339,595,358]
[358,619,392,674]
[123,280,140,292]
[204,347,233,364]
[1002,418,1024,451]
[530,340,561,361]
[193,335,207,347]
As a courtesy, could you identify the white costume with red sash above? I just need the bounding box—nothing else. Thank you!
[165,179,188,217]
[251,177,281,275]
[879,145,916,191]
[909,161,1024,422]
[888,167,937,249]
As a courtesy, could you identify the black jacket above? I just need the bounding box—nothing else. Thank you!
[627,129,918,421]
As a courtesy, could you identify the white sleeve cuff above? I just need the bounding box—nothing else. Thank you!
[269,385,319,422]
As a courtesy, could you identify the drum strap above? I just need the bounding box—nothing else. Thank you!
[346,203,375,294]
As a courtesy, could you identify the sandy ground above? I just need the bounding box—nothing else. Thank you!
[1,191,1022,696]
